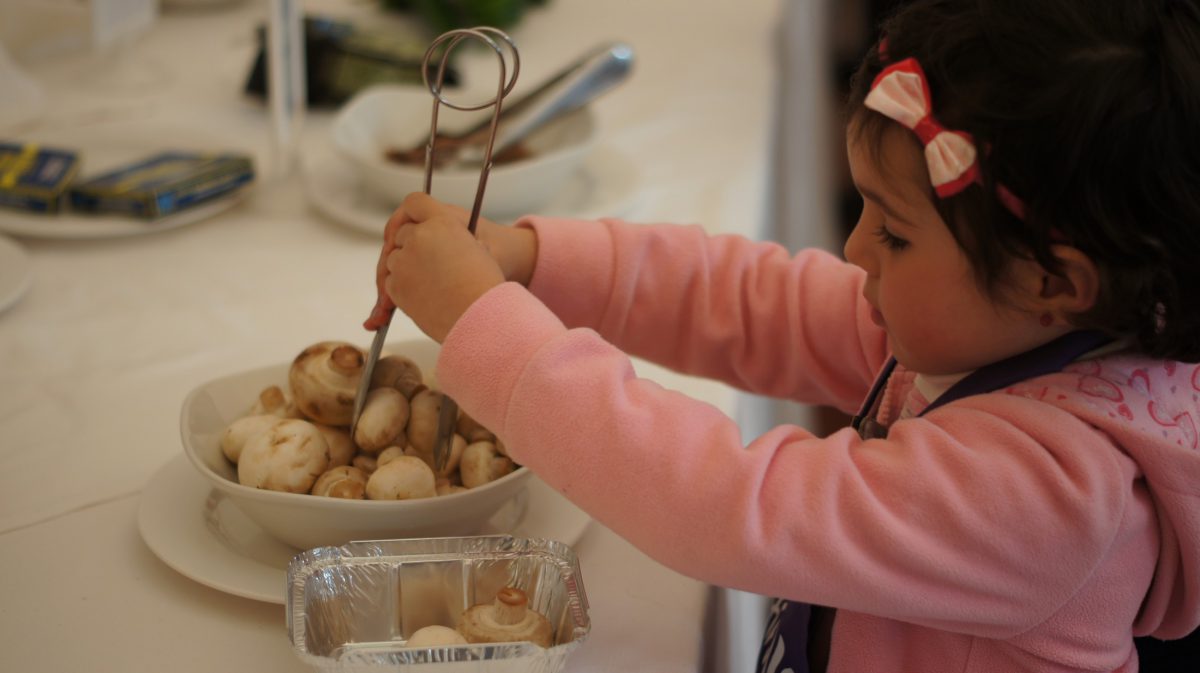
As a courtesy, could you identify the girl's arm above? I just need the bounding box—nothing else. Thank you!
[437,285,1133,637]
[517,215,888,413]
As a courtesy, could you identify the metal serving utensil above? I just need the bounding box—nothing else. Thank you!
[386,41,633,169]
[352,27,519,473]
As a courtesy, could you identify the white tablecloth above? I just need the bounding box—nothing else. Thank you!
[0,0,794,671]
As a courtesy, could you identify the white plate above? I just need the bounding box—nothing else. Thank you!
[0,235,32,313]
[0,188,253,240]
[300,135,641,236]
[138,454,592,604]
[0,117,258,240]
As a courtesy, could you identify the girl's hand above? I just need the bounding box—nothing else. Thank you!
[365,193,535,342]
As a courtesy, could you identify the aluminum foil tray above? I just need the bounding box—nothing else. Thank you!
[288,536,591,673]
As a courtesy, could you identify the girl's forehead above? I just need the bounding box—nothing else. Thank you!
[846,122,935,206]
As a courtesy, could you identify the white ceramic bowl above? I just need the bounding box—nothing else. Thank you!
[180,338,532,551]
[331,84,596,219]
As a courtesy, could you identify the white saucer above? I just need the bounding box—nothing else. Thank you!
[0,235,32,313]
[138,454,592,604]
[0,188,253,240]
[0,117,258,240]
[301,136,642,236]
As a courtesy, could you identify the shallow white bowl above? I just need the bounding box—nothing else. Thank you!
[331,84,596,219]
[180,338,532,551]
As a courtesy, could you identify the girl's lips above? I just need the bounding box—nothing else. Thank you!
[869,306,886,328]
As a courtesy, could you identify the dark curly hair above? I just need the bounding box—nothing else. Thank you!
[846,0,1200,362]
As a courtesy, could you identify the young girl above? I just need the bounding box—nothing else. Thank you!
[365,0,1200,670]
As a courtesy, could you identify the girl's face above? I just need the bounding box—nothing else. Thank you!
[843,125,1050,375]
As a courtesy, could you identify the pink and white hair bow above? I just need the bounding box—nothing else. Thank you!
[865,57,1026,218]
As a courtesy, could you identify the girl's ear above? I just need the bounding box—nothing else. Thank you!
[1038,245,1100,317]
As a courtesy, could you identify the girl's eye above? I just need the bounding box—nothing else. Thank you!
[874,224,910,251]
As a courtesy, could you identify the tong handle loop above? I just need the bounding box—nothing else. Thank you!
[420,28,520,234]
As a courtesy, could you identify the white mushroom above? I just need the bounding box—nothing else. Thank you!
[376,445,405,468]
[288,341,364,425]
[352,454,378,474]
[249,385,301,418]
[406,625,467,647]
[370,354,425,399]
[435,479,468,496]
[314,423,356,468]
[458,587,553,648]
[353,387,410,453]
[237,419,330,493]
[460,441,515,489]
[456,410,495,443]
[220,414,283,464]
[311,465,368,499]
[405,388,444,455]
[365,455,436,500]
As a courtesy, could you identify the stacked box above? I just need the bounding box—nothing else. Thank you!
[68,152,255,219]
[0,142,81,214]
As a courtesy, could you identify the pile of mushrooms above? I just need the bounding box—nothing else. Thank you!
[404,586,554,649]
[219,340,517,500]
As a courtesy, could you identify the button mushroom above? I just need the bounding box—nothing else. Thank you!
[237,419,331,493]
[460,440,515,489]
[405,388,444,456]
[365,455,436,500]
[313,423,356,468]
[376,445,405,468]
[311,465,368,499]
[406,625,467,648]
[352,387,410,453]
[220,414,282,464]
[435,478,468,496]
[456,410,495,444]
[370,354,426,399]
[249,384,301,418]
[458,587,553,648]
[352,453,378,474]
[288,341,364,425]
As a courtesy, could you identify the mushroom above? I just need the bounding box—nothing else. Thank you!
[376,445,405,468]
[249,385,301,419]
[314,423,356,468]
[406,625,467,648]
[353,387,410,453]
[288,341,364,425]
[365,455,436,500]
[435,479,468,496]
[405,432,466,478]
[311,465,368,499]
[220,414,282,464]
[370,354,425,399]
[456,410,495,443]
[458,587,553,648]
[352,453,378,474]
[237,419,330,493]
[405,388,444,455]
[460,441,515,489]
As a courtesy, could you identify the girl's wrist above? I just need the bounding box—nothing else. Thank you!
[508,226,538,286]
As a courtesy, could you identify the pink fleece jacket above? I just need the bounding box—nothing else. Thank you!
[435,216,1200,672]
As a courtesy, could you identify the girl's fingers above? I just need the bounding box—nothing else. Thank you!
[364,205,415,330]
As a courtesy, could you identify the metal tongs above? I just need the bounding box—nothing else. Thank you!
[352,27,519,472]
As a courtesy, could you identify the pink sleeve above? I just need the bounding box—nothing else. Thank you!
[518,215,888,412]
[438,284,1131,636]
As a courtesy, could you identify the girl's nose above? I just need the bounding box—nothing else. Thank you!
[843,213,874,272]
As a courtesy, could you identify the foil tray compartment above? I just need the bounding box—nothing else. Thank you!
[288,536,590,673]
